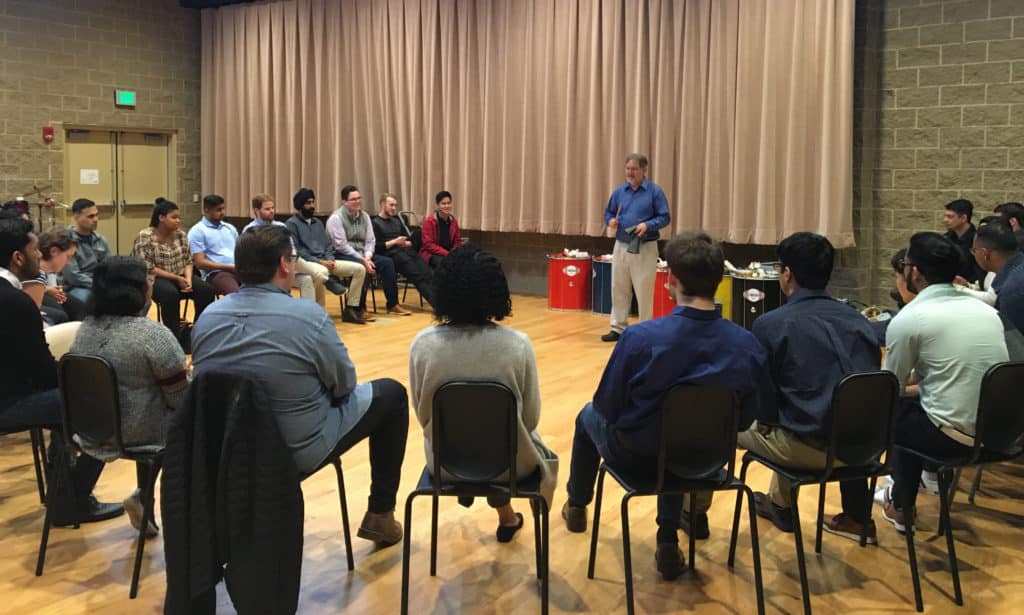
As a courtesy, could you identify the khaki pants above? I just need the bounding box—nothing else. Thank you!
[295,258,366,309]
[610,239,658,333]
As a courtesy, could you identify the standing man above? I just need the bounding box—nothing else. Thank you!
[419,190,461,268]
[942,198,983,284]
[601,153,671,342]
[372,193,436,306]
[286,188,369,325]
[188,194,242,295]
[64,198,111,304]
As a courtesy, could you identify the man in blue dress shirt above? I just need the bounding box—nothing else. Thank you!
[187,194,242,295]
[563,231,772,579]
[600,153,671,342]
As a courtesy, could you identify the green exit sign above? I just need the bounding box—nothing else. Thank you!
[114,89,136,108]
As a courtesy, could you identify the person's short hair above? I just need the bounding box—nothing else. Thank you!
[37,228,77,260]
[235,225,293,285]
[994,202,1024,228]
[2,198,29,216]
[432,244,511,324]
[379,192,397,206]
[202,194,225,210]
[978,214,1004,227]
[975,218,1018,252]
[149,197,179,227]
[71,198,96,214]
[624,153,649,169]
[251,193,273,211]
[663,231,724,298]
[435,190,452,205]
[945,198,973,221]
[292,188,315,210]
[87,256,149,317]
[340,185,358,201]
[0,209,23,221]
[891,248,908,274]
[907,232,962,285]
[776,232,834,290]
[0,218,34,269]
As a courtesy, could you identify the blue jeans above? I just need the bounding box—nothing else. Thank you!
[339,254,399,308]
[67,287,92,304]
[566,403,683,544]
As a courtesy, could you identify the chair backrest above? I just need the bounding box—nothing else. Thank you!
[657,385,739,490]
[826,371,901,470]
[975,361,1024,455]
[399,210,421,229]
[58,353,126,456]
[431,381,518,491]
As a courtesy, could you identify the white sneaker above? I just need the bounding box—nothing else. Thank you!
[123,489,159,538]
[919,471,940,495]
[874,476,893,506]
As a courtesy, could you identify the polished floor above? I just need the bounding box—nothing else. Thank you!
[2,291,1023,613]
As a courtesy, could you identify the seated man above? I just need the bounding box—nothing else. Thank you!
[327,185,410,316]
[419,190,461,268]
[729,233,882,542]
[188,194,243,295]
[286,188,369,324]
[942,198,984,285]
[0,218,122,525]
[983,220,1024,334]
[63,198,111,304]
[879,232,1008,531]
[562,231,772,579]
[372,193,435,306]
[190,225,410,545]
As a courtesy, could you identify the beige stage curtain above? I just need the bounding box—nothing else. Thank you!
[202,0,854,247]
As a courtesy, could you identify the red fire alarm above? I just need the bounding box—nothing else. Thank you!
[42,127,54,143]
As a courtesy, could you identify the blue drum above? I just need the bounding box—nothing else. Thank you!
[592,256,613,314]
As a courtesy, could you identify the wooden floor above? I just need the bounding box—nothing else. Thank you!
[3,291,1024,614]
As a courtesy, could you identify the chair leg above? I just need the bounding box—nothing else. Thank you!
[400,493,417,615]
[30,428,47,504]
[902,487,924,612]
[814,482,826,554]
[36,444,74,576]
[968,467,983,505]
[621,494,636,615]
[129,460,161,599]
[728,458,753,566]
[331,459,354,571]
[861,475,878,548]
[688,493,696,571]
[938,468,956,537]
[789,484,812,615]
[540,498,550,615]
[370,279,378,312]
[429,494,439,576]
[587,466,607,579]
[533,497,542,579]
[744,486,767,615]
[937,470,963,605]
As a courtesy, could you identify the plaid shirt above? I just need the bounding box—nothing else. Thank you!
[132,227,191,276]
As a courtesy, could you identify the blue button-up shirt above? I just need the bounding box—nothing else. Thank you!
[751,288,882,440]
[593,305,772,452]
[187,217,238,278]
[994,253,1024,333]
[603,178,671,243]
[191,283,372,473]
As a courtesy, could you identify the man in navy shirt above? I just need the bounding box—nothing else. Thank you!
[563,231,772,580]
[600,153,671,342]
[739,233,882,542]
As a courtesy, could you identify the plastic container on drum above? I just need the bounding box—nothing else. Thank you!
[547,253,592,311]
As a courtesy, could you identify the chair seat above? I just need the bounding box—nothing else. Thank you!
[896,445,974,470]
[743,450,885,485]
[603,463,731,494]
[414,466,543,499]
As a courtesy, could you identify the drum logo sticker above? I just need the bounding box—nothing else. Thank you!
[564,266,580,277]
[743,288,764,303]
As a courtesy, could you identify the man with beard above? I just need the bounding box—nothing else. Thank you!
[371,193,435,307]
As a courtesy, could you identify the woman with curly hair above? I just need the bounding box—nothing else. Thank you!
[409,244,557,542]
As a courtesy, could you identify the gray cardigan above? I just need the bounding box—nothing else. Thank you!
[409,323,558,506]
[70,315,188,460]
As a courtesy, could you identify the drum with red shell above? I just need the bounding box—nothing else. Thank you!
[547,253,592,311]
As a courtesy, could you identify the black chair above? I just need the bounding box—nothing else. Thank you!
[730,371,899,615]
[588,385,765,615]
[0,426,49,504]
[400,381,549,614]
[154,290,193,325]
[37,354,163,599]
[897,361,1024,612]
[299,457,355,571]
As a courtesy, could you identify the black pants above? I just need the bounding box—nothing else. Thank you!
[891,397,971,512]
[319,378,408,513]
[152,275,216,334]
[385,247,435,306]
[340,254,399,309]
[428,254,445,269]
[41,293,86,322]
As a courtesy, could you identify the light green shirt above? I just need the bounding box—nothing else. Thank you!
[884,283,1007,435]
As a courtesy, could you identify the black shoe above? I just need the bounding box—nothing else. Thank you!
[341,307,367,324]
[325,277,348,295]
[562,501,588,533]
[496,512,524,543]
[52,496,125,527]
[679,510,710,540]
[601,330,620,342]
[655,543,685,580]
[753,492,794,533]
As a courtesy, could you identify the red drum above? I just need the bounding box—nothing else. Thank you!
[652,264,674,318]
[547,254,592,311]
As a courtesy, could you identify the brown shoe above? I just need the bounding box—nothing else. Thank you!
[562,501,587,533]
[341,307,367,325]
[357,309,376,322]
[823,512,877,544]
[357,510,403,546]
[387,304,413,316]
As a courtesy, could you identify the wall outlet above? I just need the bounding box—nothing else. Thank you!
[192,192,199,203]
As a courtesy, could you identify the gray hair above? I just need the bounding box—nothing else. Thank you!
[625,153,648,169]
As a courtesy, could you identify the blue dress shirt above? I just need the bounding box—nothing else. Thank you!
[603,178,671,243]
[187,217,238,278]
[751,288,882,440]
[995,252,1024,333]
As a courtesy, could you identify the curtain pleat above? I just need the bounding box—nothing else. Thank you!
[202,0,855,247]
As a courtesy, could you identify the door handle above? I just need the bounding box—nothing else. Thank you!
[120,200,127,215]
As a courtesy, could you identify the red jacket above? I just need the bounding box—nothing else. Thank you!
[419,211,461,263]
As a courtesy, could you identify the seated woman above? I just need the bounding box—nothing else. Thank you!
[409,244,557,542]
[21,228,85,324]
[132,197,215,336]
[70,256,189,536]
